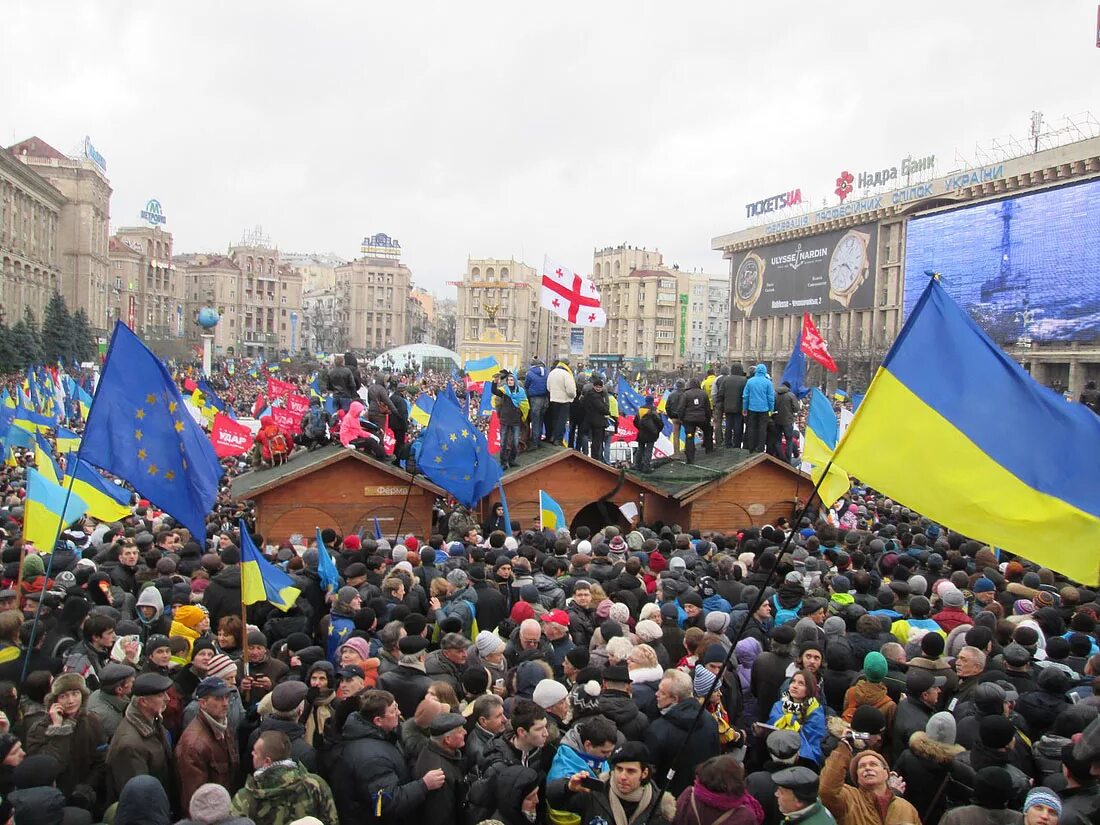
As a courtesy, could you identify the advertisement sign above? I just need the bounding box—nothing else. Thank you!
[211,413,254,457]
[730,223,878,319]
[904,178,1100,344]
[360,233,402,258]
[127,295,136,329]
[745,188,803,219]
[83,136,107,174]
[569,327,585,355]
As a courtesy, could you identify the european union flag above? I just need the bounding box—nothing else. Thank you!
[81,322,223,540]
[419,393,501,508]
[615,376,644,417]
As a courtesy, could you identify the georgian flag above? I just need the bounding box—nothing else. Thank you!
[540,256,607,328]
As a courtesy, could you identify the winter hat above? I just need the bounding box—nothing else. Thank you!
[907,575,928,597]
[475,631,505,658]
[851,705,886,735]
[571,680,602,717]
[46,672,89,704]
[609,603,630,625]
[847,749,889,784]
[595,599,614,620]
[205,653,238,682]
[1024,788,1063,818]
[337,637,373,663]
[635,620,663,643]
[189,782,234,824]
[831,575,851,593]
[942,588,966,609]
[566,648,590,670]
[704,612,730,634]
[925,711,957,746]
[973,766,1015,809]
[22,554,44,577]
[532,678,568,710]
[337,586,359,607]
[692,665,718,697]
[669,557,687,573]
[862,651,888,683]
[973,577,996,593]
[979,715,1017,749]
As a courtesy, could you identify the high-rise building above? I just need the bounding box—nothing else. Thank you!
[333,254,413,353]
[108,225,186,342]
[0,147,64,325]
[7,137,111,334]
[455,258,569,372]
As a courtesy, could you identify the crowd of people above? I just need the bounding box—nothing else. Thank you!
[0,355,1095,825]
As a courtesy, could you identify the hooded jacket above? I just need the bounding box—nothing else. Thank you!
[677,379,711,424]
[716,370,747,414]
[525,363,549,397]
[203,565,243,627]
[340,401,370,446]
[774,385,801,426]
[547,363,577,404]
[231,760,338,825]
[8,785,93,825]
[893,731,965,825]
[644,698,720,796]
[742,365,775,413]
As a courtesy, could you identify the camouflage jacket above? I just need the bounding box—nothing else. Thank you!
[230,759,340,825]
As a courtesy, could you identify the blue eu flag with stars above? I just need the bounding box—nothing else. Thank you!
[419,393,501,508]
[81,322,223,540]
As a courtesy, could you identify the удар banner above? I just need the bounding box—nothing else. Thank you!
[730,223,878,319]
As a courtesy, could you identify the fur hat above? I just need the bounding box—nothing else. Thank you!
[46,672,89,704]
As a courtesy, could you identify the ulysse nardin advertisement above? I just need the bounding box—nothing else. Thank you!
[730,223,878,318]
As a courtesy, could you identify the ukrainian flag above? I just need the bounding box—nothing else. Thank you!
[33,433,62,484]
[410,393,434,427]
[239,518,301,610]
[802,388,851,508]
[834,278,1100,585]
[65,458,133,523]
[55,426,80,454]
[24,468,88,551]
[464,356,500,382]
[540,490,567,532]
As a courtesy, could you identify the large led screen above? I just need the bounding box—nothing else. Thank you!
[904,179,1100,344]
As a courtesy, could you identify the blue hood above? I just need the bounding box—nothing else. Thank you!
[754,364,767,377]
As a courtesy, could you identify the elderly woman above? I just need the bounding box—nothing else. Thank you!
[627,644,665,715]
[25,672,107,810]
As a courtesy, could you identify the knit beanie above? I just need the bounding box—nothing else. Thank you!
[692,665,718,697]
[1024,788,1063,818]
[532,678,568,710]
[862,651,888,683]
[205,654,238,682]
[189,783,233,824]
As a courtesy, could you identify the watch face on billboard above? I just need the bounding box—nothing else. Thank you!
[729,224,877,318]
[905,178,1100,344]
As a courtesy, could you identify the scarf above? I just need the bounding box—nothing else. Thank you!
[200,708,229,739]
[691,781,766,825]
[608,781,653,825]
[775,695,819,731]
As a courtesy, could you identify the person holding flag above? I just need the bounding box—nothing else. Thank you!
[490,371,528,469]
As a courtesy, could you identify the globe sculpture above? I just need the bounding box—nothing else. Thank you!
[197,307,220,329]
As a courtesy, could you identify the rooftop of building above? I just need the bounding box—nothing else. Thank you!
[7,136,68,162]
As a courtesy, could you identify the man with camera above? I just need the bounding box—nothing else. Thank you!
[819,727,918,825]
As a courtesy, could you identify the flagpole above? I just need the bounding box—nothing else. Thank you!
[392,470,416,544]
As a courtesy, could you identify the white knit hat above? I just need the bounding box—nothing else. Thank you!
[532,678,568,709]
[475,630,504,658]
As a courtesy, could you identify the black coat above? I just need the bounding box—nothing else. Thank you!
[890,696,934,762]
[643,698,720,796]
[750,651,793,718]
[581,388,610,428]
[716,373,747,413]
[472,580,509,633]
[203,566,242,627]
[415,740,467,825]
[377,663,434,719]
[547,781,670,825]
[677,386,711,424]
[599,690,650,741]
[894,731,964,825]
[325,365,359,399]
[328,713,426,824]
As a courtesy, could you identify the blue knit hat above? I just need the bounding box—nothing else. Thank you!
[693,665,718,697]
[1024,788,1062,818]
[973,577,996,593]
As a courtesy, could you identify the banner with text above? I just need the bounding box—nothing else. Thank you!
[730,223,878,319]
[211,413,254,457]
[271,406,302,436]
[267,377,295,400]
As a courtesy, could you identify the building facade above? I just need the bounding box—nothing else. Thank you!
[712,134,1100,396]
[179,236,304,359]
[8,137,111,335]
[0,148,64,325]
[455,258,569,372]
[301,287,345,355]
[108,225,186,343]
[333,255,413,354]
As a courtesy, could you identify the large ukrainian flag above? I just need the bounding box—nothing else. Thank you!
[239,518,301,611]
[802,388,851,508]
[833,278,1100,585]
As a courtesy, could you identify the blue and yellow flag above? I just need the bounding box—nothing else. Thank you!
[240,519,301,610]
[464,356,500,382]
[539,490,567,532]
[197,380,235,421]
[24,468,87,551]
[410,393,434,427]
[802,388,851,508]
[834,278,1100,585]
[80,322,224,540]
[33,433,62,485]
[315,527,340,592]
[64,458,133,523]
[419,393,502,508]
[55,426,80,454]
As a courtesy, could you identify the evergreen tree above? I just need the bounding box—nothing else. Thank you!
[42,291,73,364]
[70,308,95,362]
[22,306,42,366]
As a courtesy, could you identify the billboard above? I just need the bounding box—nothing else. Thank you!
[904,178,1100,344]
[730,223,878,319]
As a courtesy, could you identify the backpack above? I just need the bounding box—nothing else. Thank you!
[772,594,801,627]
[304,407,327,437]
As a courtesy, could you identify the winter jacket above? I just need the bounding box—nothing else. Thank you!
[672,784,761,825]
[940,808,1023,825]
[326,364,359,399]
[931,607,971,633]
[25,708,107,807]
[599,689,650,742]
[7,785,93,825]
[525,363,549,397]
[327,712,423,823]
[889,696,934,763]
[820,741,920,825]
[644,698,720,796]
[547,364,577,404]
[367,382,394,418]
[203,565,243,627]
[893,731,964,825]
[774,385,801,426]
[415,740,468,824]
[472,580,509,633]
[677,380,711,425]
[581,386,611,428]
[547,780,673,825]
[1057,782,1100,825]
[741,365,775,413]
[230,760,339,825]
[377,662,434,719]
[767,695,826,765]
[716,372,747,414]
[106,699,176,802]
[841,679,896,731]
[340,400,371,446]
[634,408,664,442]
[492,382,527,427]
[247,715,317,773]
[176,708,241,812]
[86,688,129,738]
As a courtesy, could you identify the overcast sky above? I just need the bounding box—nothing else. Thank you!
[3,2,1097,295]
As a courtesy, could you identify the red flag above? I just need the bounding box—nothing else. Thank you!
[801,313,838,372]
[210,413,254,457]
[268,377,295,400]
[183,377,197,392]
[487,410,501,456]
[271,407,302,436]
[612,416,638,443]
[252,393,266,418]
[287,393,310,417]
